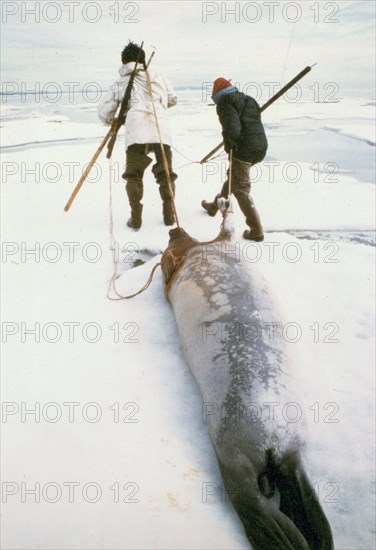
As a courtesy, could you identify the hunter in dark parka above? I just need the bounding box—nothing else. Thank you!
[202,78,268,241]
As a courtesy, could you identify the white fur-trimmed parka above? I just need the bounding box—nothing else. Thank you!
[98,62,177,149]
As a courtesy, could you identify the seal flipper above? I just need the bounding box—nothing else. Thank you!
[219,456,311,550]
[258,448,276,498]
[275,455,334,550]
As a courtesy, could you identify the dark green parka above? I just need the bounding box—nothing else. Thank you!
[216,90,268,164]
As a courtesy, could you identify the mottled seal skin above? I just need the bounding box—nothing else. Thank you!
[161,202,333,550]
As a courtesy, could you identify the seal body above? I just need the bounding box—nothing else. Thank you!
[161,211,333,550]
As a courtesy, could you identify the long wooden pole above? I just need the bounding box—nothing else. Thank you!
[64,127,114,212]
[199,65,314,164]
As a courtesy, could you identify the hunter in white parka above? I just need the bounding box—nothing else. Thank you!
[98,62,177,149]
[97,42,178,229]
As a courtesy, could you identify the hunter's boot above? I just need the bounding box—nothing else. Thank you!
[151,145,178,225]
[123,146,152,229]
[163,200,175,226]
[230,158,264,241]
[157,184,176,226]
[235,189,264,241]
[127,203,143,230]
[242,197,264,241]
[201,194,221,216]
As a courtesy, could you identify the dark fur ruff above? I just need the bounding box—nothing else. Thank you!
[121,41,145,65]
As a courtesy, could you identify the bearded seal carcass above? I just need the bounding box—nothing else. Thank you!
[161,199,333,550]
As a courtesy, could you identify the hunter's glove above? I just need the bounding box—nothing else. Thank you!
[224,142,236,155]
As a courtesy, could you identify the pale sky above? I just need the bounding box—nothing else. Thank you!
[1,0,375,96]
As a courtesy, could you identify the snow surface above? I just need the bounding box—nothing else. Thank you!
[1,91,375,549]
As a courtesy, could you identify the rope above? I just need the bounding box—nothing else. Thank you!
[174,160,196,171]
[228,148,233,196]
[280,19,298,85]
[171,145,197,164]
[211,149,227,161]
[171,145,200,171]
[172,145,226,171]
[106,158,161,301]
[275,6,299,122]
[145,67,181,229]
[107,260,161,301]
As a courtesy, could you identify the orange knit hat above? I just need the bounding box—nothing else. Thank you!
[212,77,232,96]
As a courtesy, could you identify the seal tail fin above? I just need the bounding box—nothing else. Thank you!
[219,451,334,550]
[219,456,311,550]
[274,454,334,550]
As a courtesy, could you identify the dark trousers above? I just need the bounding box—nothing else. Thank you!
[123,143,177,208]
[219,157,263,235]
